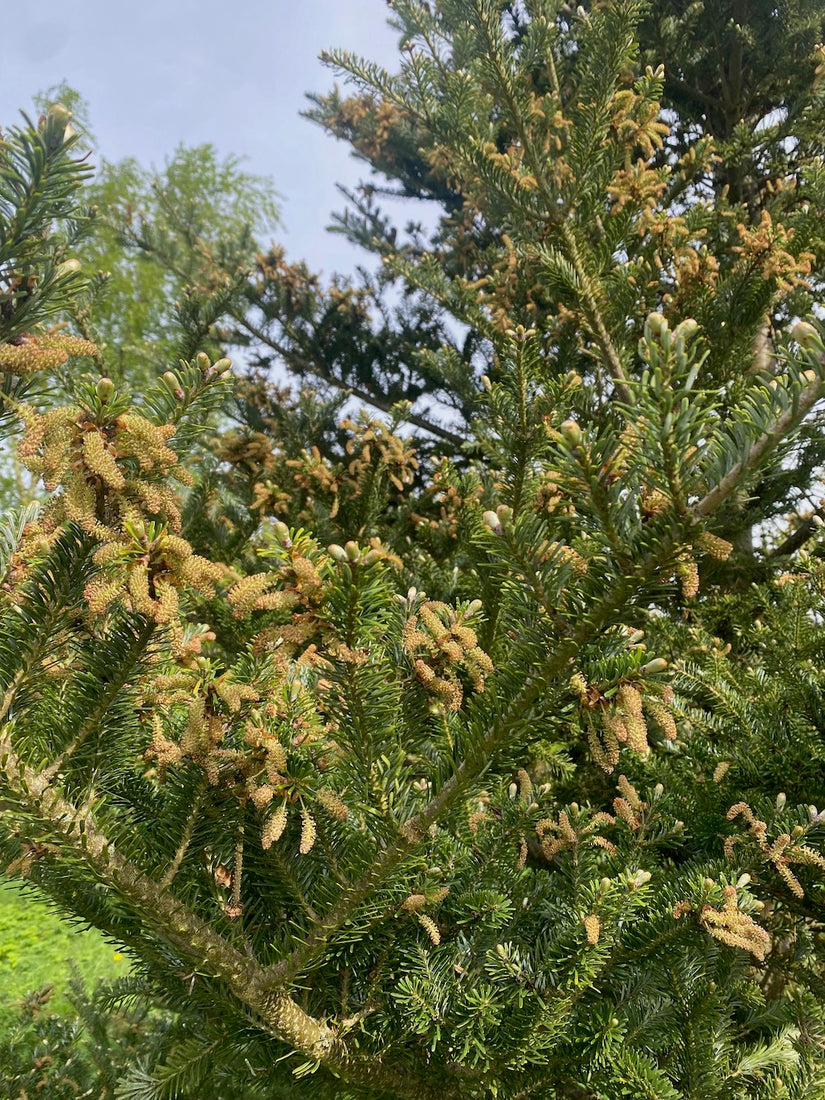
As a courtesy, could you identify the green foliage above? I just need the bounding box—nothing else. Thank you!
[0,105,93,346]
[79,143,279,381]
[0,976,156,1099]
[3,4,825,1098]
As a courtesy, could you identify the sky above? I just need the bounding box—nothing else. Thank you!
[4,0,400,277]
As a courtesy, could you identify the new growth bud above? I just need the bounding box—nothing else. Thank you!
[43,103,73,149]
[640,657,668,675]
[162,371,184,399]
[559,419,583,447]
[47,103,72,132]
[645,312,668,340]
[96,377,114,403]
[271,521,291,546]
[54,259,81,280]
[482,510,503,534]
[673,318,700,343]
[792,321,821,351]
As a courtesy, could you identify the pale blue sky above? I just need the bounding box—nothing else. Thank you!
[4,0,400,275]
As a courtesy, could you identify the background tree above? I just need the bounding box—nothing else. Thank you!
[0,84,279,512]
[294,0,825,561]
[2,3,825,1098]
[32,81,279,386]
[79,144,278,380]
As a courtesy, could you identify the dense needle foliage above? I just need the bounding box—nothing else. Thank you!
[2,3,825,1096]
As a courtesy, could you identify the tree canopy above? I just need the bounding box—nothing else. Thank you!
[2,2,825,1097]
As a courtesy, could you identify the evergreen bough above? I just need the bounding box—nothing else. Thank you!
[2,4,825,1096]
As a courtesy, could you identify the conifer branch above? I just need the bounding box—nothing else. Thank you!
[557,222,633,406]
[269,374,825,989]
[470,0,632,405]
[42,618,156,782]
[4,15,825,1094]
[0,596,74,724]
[0,666,26,726]
[234,313,466,448]
[267,845,321,922]
[270,570,640,987]
[770,504,825,558]
[0,738,434,1093]
[0,741,458,1096]
[159,779,207,889]
[694,375,824,519]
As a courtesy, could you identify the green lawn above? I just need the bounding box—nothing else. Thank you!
[0,878,127,1025]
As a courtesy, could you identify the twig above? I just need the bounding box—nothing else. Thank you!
[160,781,207,889]
[234,314,467,449]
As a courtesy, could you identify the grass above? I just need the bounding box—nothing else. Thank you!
[0,877,127,1026]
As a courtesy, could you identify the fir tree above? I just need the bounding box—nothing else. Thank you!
[2,4,825,1097]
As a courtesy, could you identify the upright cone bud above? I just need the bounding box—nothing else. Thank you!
[645,312,668,339]
[96,377,114,403]
[55,258,81,279]
[482,510,503,534]
[48,103,72,130]
[792,321,821,350]
[162,371,184,399]
[272,521,291,546]
[674,318,699,342]
[44,103,72,148]
[559,419,583,447]
[640,657,668,675]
